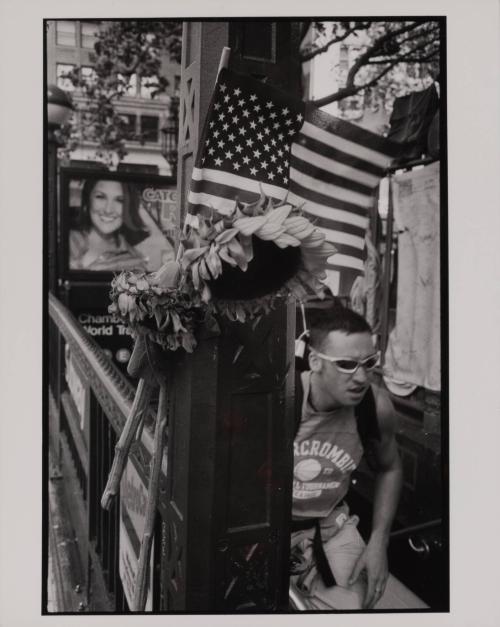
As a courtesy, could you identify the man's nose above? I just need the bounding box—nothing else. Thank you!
[353,364,369,383]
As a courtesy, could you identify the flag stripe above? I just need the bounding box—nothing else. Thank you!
[191,167,287,199]
[327,256,364,272]
[290,151,374,196]
[300,120,394,170]
[320,227,365,249]
[287,191,368,229]
[305,104,401,158]
[290,167,372,210]
[292,138,384,184]
[301,213,366,238]
[325,241,365,260]
[288,179,369,217]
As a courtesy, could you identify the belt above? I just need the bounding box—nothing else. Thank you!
[290,518,336,587]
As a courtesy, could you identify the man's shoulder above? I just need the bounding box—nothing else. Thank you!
[370,381,397,435]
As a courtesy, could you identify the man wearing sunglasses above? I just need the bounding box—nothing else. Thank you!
[291,305,403,610]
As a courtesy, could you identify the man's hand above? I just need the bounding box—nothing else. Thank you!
[348,537,388,609]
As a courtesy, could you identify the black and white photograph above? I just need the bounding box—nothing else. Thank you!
[0,1,499,626]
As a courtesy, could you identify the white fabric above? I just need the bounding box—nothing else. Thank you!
[383,162,441,391]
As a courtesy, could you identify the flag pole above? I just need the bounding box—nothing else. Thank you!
[176,46,232,263]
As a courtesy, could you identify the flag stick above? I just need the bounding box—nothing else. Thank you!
[176,45,232,264]
[132,378,169,610]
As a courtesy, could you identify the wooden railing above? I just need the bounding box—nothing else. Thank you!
[48,293,161,611]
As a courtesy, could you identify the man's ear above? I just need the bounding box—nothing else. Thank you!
[309,350,322,373]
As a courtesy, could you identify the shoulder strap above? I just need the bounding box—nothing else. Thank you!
[355,385,381,471]
[294,369,303,437]
[355,385,381,445]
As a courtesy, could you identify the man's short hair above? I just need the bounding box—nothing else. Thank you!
[308,305,372,351]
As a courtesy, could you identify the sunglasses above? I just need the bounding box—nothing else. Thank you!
[310,349,380,374]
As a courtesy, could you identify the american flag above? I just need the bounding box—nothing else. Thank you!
[187,68,398,289]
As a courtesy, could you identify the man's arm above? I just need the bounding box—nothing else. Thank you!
[349,387,403,609]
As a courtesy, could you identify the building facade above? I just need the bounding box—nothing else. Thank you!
[46,20,180,175]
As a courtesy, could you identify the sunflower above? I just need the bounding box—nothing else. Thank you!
[180,192,337,321]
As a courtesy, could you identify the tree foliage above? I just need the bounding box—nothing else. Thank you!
[301,20,440,109]
[57,20,182,164]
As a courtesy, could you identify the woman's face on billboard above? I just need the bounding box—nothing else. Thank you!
[89,180,124,236]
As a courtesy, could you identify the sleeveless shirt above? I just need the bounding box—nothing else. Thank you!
[292,371,364,521]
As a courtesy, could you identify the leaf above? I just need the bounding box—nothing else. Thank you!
[215,227,239,244]
[265,204,293,225]
[233,216,267,236]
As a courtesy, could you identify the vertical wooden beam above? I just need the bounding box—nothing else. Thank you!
[163,21,300,611]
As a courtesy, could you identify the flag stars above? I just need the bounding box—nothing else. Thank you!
[253,149,262,159]
[214,102,221,110]
[254,104,261,112]
[214,157,223,166]
[209,121,215,127]
[218,140,225,149]
[258,115,265,124]
[288,128,296,136]
[282,107,289,115]
[235,144,243,153]
[222,123,229,131]
[220,84,227,92]
[271,138,276,146]
[250,166,258,176]
[284,118,292,126]
[243,156,250,164]
[278,133,284,141]
[228,133,235,141]
[277,148,284,157]
[296,112,304,122]
[233,162,241,171]
[218,113,225,121]
[208,147,215,155]
[257,132,264,141]
[238,127,246,135]
[267,171,275,180]
[213,130,220,138]
[266,101,274,109]
[249,120,257,129]
[242,109,250,118]
[263,127,270,135]
[228,105,234,113]
[233,87,241,96]
[224,94,230,102]
[225,150,233,160]
[270,154,277,162]
[261,161,268,169]
[277,165,283,174]
[246,138,254,147]
[273,122,280,130]
[232,115,239,124]
[238,99,245,107]
[250,94,257,102]
[263,143,271,152]
[269,111,277,119]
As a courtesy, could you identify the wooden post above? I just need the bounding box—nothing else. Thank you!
[157,21,302,611]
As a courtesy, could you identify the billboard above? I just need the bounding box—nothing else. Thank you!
[59,168,177,277]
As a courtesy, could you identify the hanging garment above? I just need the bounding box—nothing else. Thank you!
[383,161,440,392]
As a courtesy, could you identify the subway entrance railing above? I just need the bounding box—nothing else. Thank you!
[47,292,295,612]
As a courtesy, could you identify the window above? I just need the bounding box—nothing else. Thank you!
[81,66,97,87]
[140,116,159,143]
[81,22,98,49]
[119,114,137,140]
[56,64,76,91]
[140,75,160,99]
[56,20,76,46]
[118,73,138,96]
